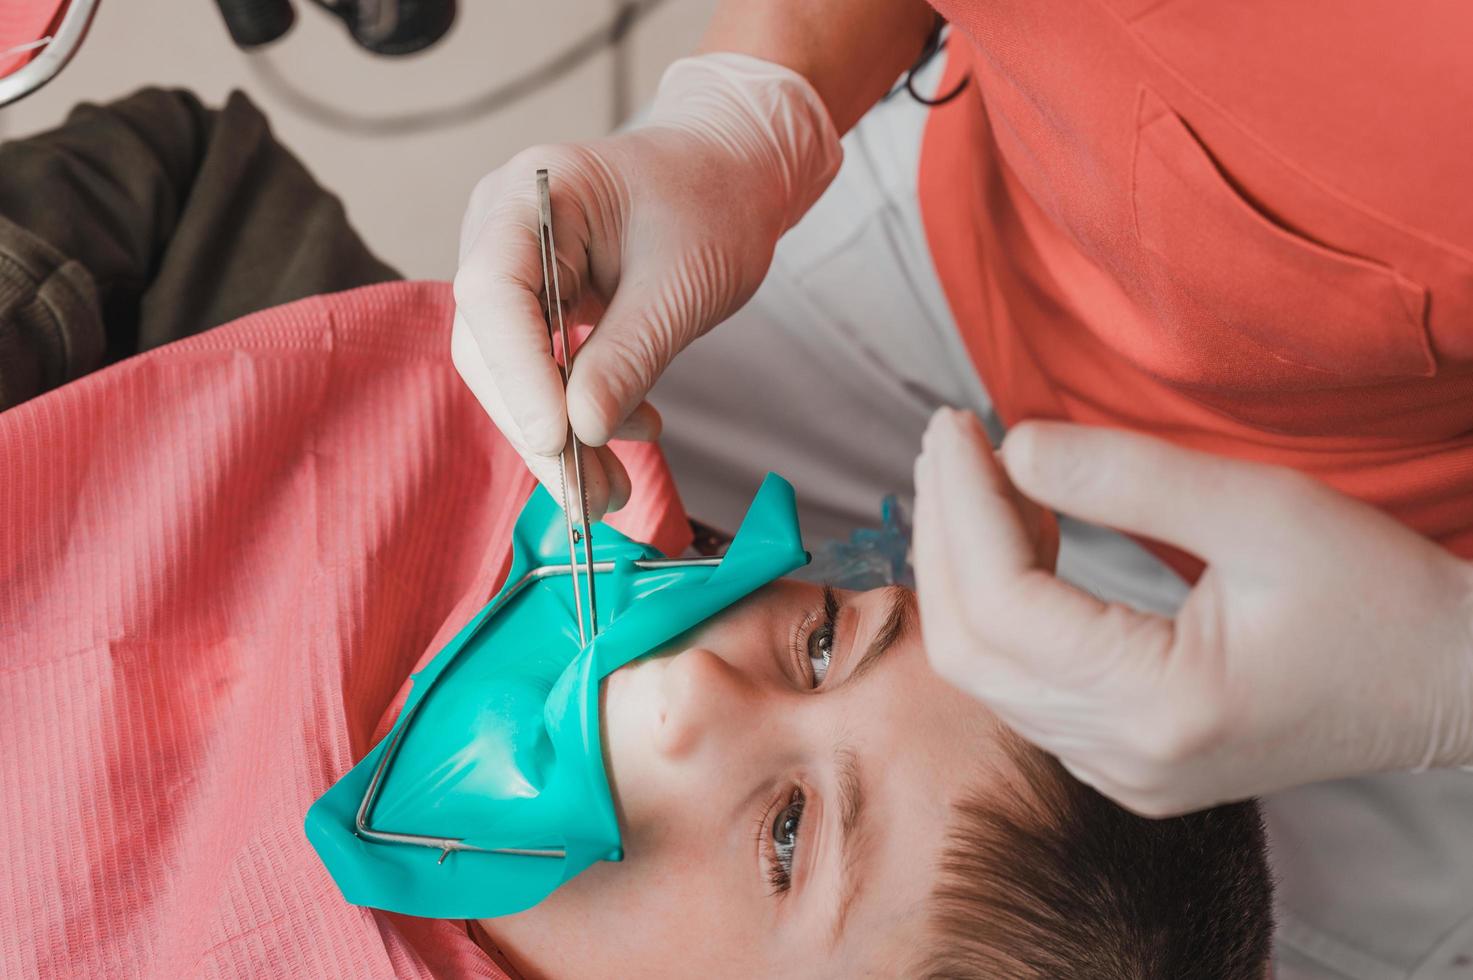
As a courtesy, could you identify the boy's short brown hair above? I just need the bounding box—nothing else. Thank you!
[920,730,1273,978]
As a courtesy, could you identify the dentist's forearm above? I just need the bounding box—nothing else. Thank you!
[699,0,936,134]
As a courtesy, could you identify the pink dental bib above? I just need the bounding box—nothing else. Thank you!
[0,280,690,979]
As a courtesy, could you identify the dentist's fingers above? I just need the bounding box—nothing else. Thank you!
[453,172,589,458]
[999,421,1317,566]
[564,247,749,447]
[919,409,1171,680]
[452,314,621,519]
[914,428,1035,698]
[611,400,663,442]
[594,445,632,515]
[928,408,1044,573]
[914,409,1057,696]
[455,53,843,507]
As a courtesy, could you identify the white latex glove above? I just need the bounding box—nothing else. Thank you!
[914,407,1473,817]
[452,53,841,519]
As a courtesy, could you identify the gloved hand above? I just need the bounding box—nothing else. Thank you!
[452,53,842,519]
[914,408,1473,817]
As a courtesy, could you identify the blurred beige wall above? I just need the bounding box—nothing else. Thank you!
[0,0,717,278]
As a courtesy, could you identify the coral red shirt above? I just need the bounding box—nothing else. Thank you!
[0,282,690,978]
[920,1,1473,577]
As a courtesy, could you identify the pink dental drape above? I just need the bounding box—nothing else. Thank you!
[0,281,691,978]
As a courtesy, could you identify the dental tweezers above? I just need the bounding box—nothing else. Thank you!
[536,168,599,645]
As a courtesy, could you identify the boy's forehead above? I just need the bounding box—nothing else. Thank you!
[824,712,1011,978]
[805,607,1010,974]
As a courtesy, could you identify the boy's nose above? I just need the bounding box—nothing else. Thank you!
[653,647,759,760]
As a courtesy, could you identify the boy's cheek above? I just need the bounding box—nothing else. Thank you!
[538,856,759,980]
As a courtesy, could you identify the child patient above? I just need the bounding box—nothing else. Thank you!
[478,578,1273,979]
[0,282,1272,979]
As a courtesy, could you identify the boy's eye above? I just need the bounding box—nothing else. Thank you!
[807,626,834,685]
[773,793,804,848]
[765,788,806,893]
[800,585,841,688]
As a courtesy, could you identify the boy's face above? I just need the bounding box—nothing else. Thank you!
[482,581,1015,979]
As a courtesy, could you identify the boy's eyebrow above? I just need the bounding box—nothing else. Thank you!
[845,586,917,685]
[825,587,916,947]
[828,745,867,948]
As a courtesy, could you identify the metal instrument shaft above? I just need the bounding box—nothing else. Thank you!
[535,169,599,644]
